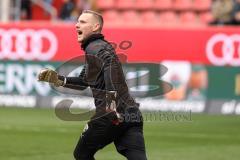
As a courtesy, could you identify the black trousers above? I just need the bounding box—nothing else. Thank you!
[73,108,147,160]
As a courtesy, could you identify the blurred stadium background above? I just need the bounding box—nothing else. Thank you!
[0,0,240,160]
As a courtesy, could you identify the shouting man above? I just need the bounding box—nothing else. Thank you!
[38,10,147,160]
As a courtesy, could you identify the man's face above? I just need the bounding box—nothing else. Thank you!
[75,13,98,43]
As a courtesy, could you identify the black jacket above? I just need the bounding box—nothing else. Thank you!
[62,34,138,113]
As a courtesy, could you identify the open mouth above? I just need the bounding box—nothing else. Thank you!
[78,30,83,35]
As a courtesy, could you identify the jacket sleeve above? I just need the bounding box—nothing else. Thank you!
[59,65,89,90]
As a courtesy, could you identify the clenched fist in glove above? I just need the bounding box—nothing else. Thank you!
[38,68,65,87]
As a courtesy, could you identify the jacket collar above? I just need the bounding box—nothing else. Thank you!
[81,33,104,50]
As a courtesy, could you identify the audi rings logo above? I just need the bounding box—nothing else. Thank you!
[206,34,240,66]
[0,29,58,61]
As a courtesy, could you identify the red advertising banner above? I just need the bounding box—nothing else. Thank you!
[0,22,240,66]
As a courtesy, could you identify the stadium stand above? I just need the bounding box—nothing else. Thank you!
[154,0,173,10]
[179,11,198,25]
[159,11,178,26]
[135,0,154,10]
[102,9,120,25]
[193,0,212,11]
[29,0,214,27]
[116,0,135,9]
[32,0,63,20]
[97,0,115,10]
[121,10,142,26]
[141,11,159,24]
[199,11,214,24]
[173,0,193,11]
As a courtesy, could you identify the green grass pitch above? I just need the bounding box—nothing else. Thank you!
[0,107,240,160]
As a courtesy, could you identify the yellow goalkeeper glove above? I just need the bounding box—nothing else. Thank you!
[38,68,65,87]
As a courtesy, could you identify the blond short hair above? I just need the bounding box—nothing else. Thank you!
[82,10,104,32]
